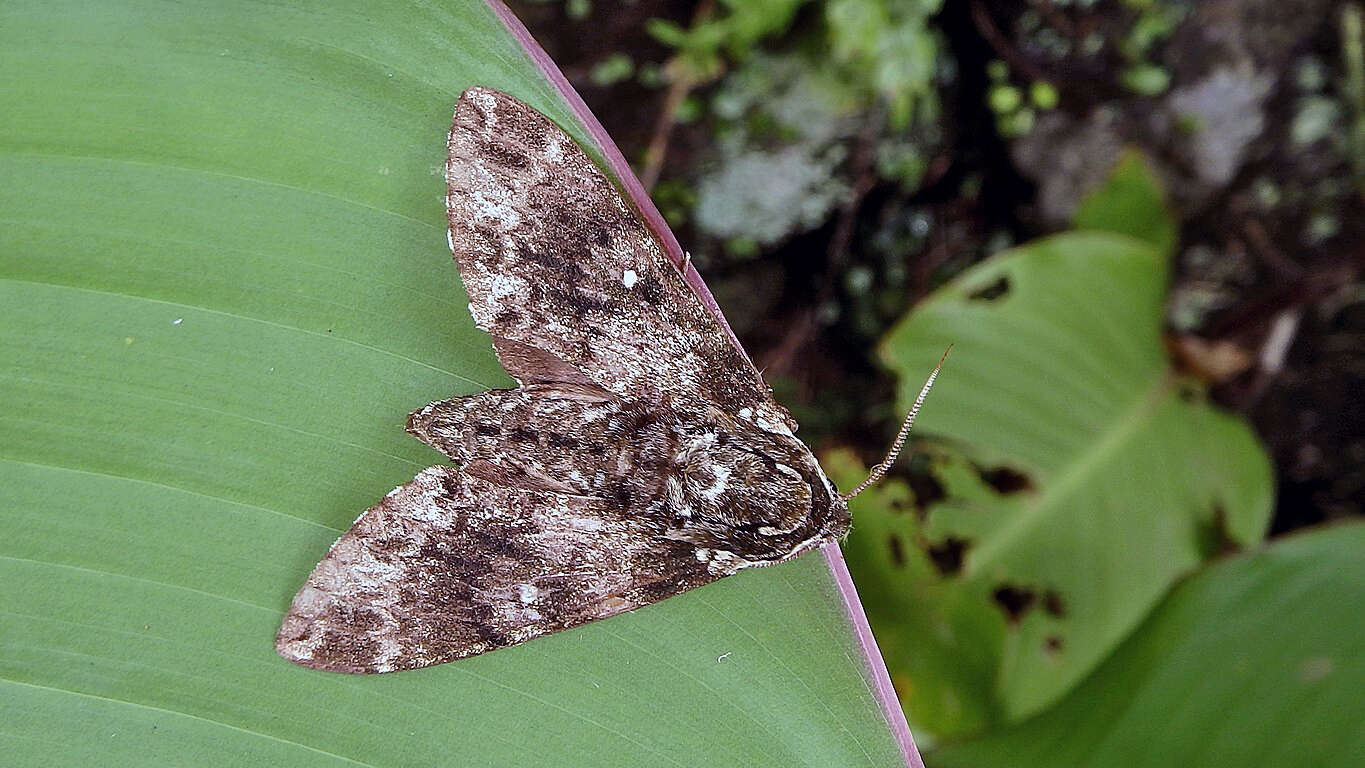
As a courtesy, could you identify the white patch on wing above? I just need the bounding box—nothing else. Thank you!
[755,411,795,438]
[469,179,521,229]
[484,273,520,306]
[622,269,638,289]
[544,136,564,163]
[471,89,499,126]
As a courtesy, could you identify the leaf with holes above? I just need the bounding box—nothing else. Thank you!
[931,522,1365,768]
[850,162,1273,737]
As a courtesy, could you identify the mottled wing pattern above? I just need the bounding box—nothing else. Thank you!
[407,384,674,500]
[446,87,796,432]
[276,87,846,674]
[276,466,713,673]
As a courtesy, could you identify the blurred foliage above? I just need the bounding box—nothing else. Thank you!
[1118,63,1170,96]
[986,59,1054,139]
[824,0,943,128]
[647,0,808,82]
[832,156,1275,739]
[1115,0,1184,96]
[648,0,940,126]
[1341,3,1365,192]
[647,0,945,251]
[695,53,860,246]
[589,51,635,86]
[932,522,1365,768]
[989,0,1189,143]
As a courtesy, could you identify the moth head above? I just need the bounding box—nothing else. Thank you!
[673,346,950,564]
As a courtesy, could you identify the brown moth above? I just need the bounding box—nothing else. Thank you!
[275,87,943,673]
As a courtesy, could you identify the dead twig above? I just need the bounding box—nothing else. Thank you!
[641,74,695,192]
[640,0,716,192]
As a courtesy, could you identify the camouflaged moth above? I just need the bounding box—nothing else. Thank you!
[275,87,944,673]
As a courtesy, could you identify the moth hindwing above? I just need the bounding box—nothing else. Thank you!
[275,87,850,673]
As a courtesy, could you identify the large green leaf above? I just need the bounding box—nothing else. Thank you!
[860,220,1273,735]
[0,2,910,765]
[931,522,1365,768]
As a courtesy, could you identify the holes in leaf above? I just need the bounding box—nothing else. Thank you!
[975,464,1036,495]
[927,536,970,576]
[1177,382,1201,403]
[1042,589,1067,618]
[994,584,1066,622]
[888,535,907,567]
[993,584,1037,623]
[908,468,946,514]
[968,275,1011,301]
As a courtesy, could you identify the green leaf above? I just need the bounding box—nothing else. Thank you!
[861,232,1273,736]
[1119,63,1172,96]
[1072,149,1178,257]
[931,522,1365,768]
[0,2,909,765]
[645,17,691,48]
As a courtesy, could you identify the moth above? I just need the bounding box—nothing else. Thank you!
[276,87,943,673]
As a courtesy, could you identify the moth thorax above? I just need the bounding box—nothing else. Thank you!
[669,432,811,535]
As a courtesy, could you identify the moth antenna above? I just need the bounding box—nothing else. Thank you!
[840,345,952,502]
